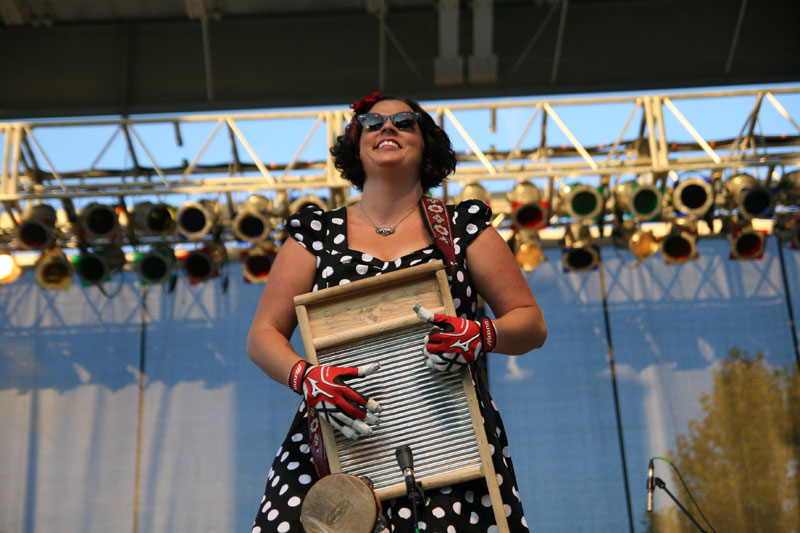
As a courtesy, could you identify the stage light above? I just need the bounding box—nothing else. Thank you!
[724,173,773,219]
[0,251,22,285]
[729,224,765,260]
[34,249,73,290]
[176,199,220,240]
[241,243,277,283]
[289,195,328,214]
[773,213,800,248]
[513,228,545,272]
[272,191,291,220]
[79,203,119,241]
[612,220,659,261]
[562,222,599,273]
[132,202,176,236]
[180,242,226,284]
[613,181,662,221]
[457,182,491,204]
[560,183,604,221]
[233,195,273,243]
[672,176,714,217]
[16,204,57,250]
[660,220,698,265]
[777,169,800,206]
[135,245,176,285]
[74,245,126,286]
[508,181,546,229]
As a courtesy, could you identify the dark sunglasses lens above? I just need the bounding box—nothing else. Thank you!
[359,114,385,131]
[392,112,418,129]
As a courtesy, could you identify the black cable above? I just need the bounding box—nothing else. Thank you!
[776,237,800,369]
[652,457,716,533]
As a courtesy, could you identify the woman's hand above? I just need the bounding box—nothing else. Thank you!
[288,360,383,439]
[414,304,497,372]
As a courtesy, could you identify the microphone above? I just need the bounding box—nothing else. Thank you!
[647,459,654,512]
[396,445,417,497]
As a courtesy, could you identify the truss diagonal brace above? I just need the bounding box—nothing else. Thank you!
[225,118,275,184]
[443,108,496,175]
[543,103,598,170]
[663,98,722,165]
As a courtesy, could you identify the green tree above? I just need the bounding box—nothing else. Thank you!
[649,349,799,532]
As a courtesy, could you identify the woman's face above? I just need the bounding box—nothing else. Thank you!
[358,99,424,178]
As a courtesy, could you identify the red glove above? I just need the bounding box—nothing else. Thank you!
[288,360,382,439]
[414,304,497,372]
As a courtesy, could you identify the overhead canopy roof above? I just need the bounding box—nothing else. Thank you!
[1,0,798,119]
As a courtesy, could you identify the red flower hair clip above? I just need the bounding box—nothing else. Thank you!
[350,92,382,115]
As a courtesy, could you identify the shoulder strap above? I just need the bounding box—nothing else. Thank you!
[419,195,458,275]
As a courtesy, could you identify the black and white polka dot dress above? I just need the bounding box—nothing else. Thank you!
[252,200,530,533]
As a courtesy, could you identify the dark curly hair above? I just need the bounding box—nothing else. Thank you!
[330,96,457,191]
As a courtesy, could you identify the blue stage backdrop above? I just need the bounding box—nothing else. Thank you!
[1,237,798,532]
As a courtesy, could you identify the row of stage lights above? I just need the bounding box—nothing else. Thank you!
[0,170,799,288]
[0,192,327,289]
[480,169,800,273]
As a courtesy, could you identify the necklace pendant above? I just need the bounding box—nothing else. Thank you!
[375,226,395,236]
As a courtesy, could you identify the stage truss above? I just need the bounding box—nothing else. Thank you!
[1,86,798,251]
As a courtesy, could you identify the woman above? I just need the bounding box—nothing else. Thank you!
[246,93,547,532]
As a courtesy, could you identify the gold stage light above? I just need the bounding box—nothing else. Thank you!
[176,200,221,240]
[233,195,273,243]
[672,176,714,217]
[180,242,227,284]
[724,173,774,219]
[660,220,698,265]
[289,195,328,215]
[241,243,277,283]
[562,222,599,273]
[74,245,126,286]
[0,251,22,285]
[612,220,659,262]
[457,182,492,204]
[135,245,177,285]
[729,224,766,260]
[629,229,659,261]
[132,202,176,236]
[613,181,662,221]
[559,183,605,221]
[514,228,545,272]
[508,181,547,229]
[34,249,73,290]
[16,204,57,250]
[79,203,119,241]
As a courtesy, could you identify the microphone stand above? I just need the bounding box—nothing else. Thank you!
[653,477,707,533]
[407,481,424,533]
[396,445,425,533]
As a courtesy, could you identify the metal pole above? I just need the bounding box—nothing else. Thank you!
[551,0,569,85]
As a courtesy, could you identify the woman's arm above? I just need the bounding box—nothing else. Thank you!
[466,226,547,354]
[246,238,317,385]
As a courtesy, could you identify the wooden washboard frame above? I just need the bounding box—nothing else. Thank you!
[294,260,509,532]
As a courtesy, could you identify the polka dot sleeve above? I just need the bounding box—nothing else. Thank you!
[453,199,492,247]
[284,206,326,253]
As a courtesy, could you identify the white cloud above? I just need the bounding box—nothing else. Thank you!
[503,357,533,381]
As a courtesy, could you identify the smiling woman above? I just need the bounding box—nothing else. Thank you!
[246,93,547,533]
[330,95,456,192]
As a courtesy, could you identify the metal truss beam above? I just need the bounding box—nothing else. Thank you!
[1,87,799,210]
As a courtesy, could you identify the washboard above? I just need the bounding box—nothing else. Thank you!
[294,260,509,532]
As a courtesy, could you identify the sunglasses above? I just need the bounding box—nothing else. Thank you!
[357,111,421,132]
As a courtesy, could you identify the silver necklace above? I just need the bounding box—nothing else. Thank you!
[359,201,418,237]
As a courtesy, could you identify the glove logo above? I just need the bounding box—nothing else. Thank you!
[306,376,335,399]
[449,332,481,353]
